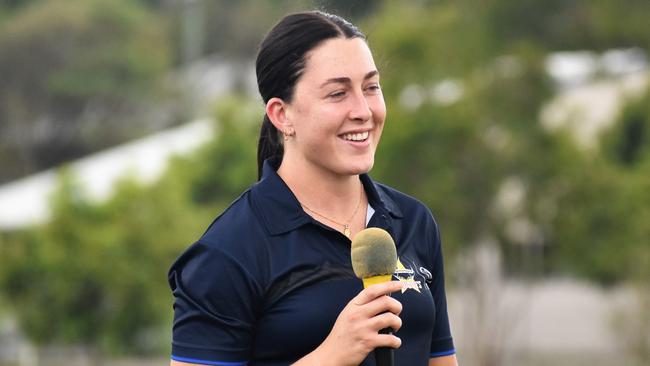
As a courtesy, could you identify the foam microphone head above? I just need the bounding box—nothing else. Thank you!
[351,228,397,288]
[351,228,398,366]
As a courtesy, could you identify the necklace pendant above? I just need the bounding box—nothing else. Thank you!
[343,225,351,238]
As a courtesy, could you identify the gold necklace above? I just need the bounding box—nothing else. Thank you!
[300,182,363,238]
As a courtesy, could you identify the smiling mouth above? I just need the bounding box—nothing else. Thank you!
[341,131,369,142]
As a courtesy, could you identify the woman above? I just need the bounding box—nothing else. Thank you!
[169,11,458,366]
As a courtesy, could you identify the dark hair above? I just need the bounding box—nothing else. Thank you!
[255,11,366,179]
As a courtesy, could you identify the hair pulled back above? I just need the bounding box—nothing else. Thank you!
[255,11,365,179]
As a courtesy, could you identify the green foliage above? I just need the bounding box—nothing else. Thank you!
[0,96,262,355]
[368,3,556,261]
[0,169,206,354]
[549,159,650,284]
[0,0,169,100]
[171,0,379,61]
[180,96,261,206]
[367,0,650,282]
[602,91,650,168]
[0,0,173,184]
[549,91,650,284]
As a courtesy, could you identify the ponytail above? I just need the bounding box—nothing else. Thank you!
[257,114,283,179]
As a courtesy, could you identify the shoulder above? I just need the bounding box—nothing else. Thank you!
[201,188,267,247]
[169,188,270,284]
[373,180,438,226]
[371,180,443,258]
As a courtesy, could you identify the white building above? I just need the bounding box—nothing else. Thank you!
[0,119,213,230]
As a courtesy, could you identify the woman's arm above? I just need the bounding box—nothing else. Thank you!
[169,281,405,366]
[429,354,458,366]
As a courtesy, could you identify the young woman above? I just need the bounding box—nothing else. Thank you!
[169,11,458,366]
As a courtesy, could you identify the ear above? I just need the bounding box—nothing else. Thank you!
[265,97,293,134]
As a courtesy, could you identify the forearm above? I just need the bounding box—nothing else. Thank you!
[290,338,355,366]
[291,347,331,366]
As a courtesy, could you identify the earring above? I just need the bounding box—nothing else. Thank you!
[283,128,294,141]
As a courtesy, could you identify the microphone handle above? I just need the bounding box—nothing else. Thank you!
[375,327,394,366]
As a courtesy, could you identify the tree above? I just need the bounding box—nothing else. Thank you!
[0,95,260,355]
[366,0,649,281]
[549,90,650,283]
[0,171,202,354]
[0,0,174,184]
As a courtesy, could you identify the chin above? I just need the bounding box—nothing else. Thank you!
[345,159,374,175]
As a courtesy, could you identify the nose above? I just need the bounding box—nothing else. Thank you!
[348,91,372,122]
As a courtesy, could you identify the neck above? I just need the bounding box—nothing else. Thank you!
[277,156,364,221]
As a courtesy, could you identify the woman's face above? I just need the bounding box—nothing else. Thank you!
[284,37,386,177]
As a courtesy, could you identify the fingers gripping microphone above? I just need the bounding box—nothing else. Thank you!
[351,228,397,366]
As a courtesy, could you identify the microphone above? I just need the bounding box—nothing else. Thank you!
[351,228,397,366]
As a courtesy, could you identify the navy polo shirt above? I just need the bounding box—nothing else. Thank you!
[168,160,455,365]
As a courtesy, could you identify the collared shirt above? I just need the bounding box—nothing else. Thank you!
[169,160,455,365]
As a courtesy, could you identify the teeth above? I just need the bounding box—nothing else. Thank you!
[343,131,369,141]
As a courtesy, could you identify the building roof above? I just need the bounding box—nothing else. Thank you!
[0,119,213,230]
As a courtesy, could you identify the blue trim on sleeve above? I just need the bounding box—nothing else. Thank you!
[430,348,456,358]
[171,355,248,365]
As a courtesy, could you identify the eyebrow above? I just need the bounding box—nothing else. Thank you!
[319,70,380,88]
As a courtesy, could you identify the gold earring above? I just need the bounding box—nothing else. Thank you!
[283,128,294,141]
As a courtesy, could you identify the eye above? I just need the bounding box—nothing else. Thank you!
[328,90,347,99]
[364,83,381,94]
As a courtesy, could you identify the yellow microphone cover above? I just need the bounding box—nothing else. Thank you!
[350,227,397,280]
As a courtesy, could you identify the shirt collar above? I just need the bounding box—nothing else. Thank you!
[251,158,403,236]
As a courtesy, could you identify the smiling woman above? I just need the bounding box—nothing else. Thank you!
[168,11,458,366]
[271,36,386,190]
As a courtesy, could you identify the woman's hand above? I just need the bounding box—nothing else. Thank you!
[293,280,404,366]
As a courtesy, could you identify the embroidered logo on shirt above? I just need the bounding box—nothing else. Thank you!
[393,258,422,293]
[418,266,432,282]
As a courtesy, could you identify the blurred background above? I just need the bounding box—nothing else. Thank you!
[0,0,648,365]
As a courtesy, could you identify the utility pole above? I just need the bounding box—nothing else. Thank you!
[180,0,205,64]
